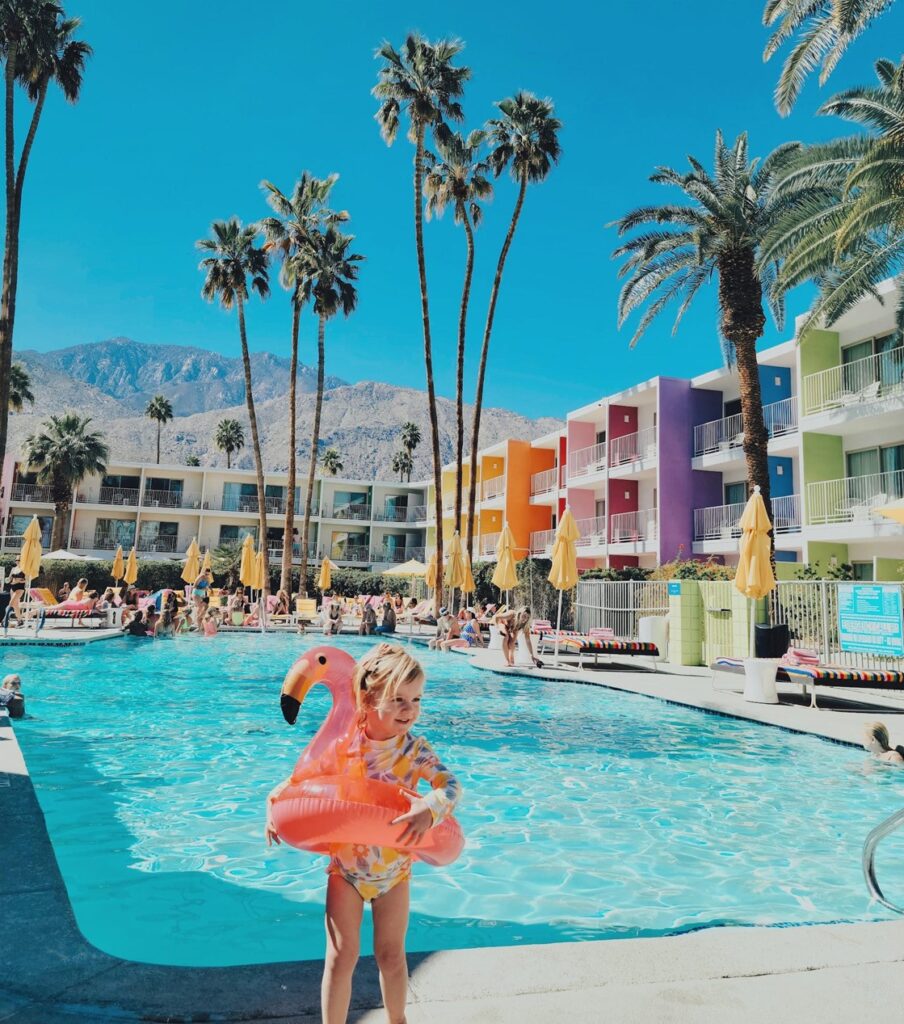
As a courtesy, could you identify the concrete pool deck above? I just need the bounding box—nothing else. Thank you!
[2,647,904,1021]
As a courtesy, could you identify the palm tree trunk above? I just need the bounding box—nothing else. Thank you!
[156,421,161,464]
[300,314,325,598]
[0,41,19,479]
[227,450,231,469]
[453,202,475,541]
[281,300,301,594]
[465,172,528,561]
[236,295,269,590]
[414,125,444,610]
[717,249,773,552]
[51,478,69,552]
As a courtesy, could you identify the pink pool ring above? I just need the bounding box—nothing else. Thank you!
[274,645,464,867]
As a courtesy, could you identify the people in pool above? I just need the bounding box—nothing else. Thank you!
[863,722,904,764]
[266,643,460,1024]
[0,674,24,718]
[154,607,176,638]
[495,606,541,668]
[324,598,343,636]
[375,600,396,635]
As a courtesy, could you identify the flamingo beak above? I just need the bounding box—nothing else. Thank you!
[280,657,327,724]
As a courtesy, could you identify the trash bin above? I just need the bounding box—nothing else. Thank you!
[639,615,669,661]
[755,623,789,659]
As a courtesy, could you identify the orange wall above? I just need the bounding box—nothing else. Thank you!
[479,508,503,537]
[480,455,505,482]
[504,441,553,561]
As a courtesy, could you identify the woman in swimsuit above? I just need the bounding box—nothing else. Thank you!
[495,606,541,668]
[7,561,26,625]
[192,569,213,626]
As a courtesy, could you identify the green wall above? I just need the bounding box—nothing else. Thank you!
[808,540,850,573]
[799,328,840,378]
[875,558,904,582]
[802,432,844,485]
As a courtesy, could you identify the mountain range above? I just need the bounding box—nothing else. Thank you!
[10,339,561,481]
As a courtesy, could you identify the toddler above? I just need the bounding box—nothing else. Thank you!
[0,674,24,718]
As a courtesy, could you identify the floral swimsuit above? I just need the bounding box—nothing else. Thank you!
[328,729,461,902]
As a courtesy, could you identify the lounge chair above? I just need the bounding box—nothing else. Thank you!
[533,624,659,668]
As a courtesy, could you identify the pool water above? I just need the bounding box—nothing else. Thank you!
[7,634,904,966]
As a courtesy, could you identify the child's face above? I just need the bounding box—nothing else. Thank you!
[364,674,424,741]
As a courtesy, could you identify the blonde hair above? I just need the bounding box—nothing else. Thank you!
[353,642,424,714]
[1,674,21,691]
[865,721,891,750]
[513,606,531,630]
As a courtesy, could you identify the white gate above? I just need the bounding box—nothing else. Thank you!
[574,580,669,638]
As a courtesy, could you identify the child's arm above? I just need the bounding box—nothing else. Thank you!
[412,739,462,824]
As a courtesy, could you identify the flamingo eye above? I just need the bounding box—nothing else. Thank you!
[318,655,327,665]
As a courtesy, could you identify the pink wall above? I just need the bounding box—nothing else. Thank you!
[608,404,637,440]
[566,487,595,520]
[566,419,596,454]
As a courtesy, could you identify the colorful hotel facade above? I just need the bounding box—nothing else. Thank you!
[1,282,903,580]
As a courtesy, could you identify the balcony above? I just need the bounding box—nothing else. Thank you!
[329,545,371,563]
[567,441,607,480]
[530,467,559,496]
[323,503,372,521]
[478,531,500,557]
[205,495,302,515]
[371,546,426,564]
[267,542,318,562]
[141,489,201,510]
[70,533,125,552]
[9,482,54,503]
[76,486,141,507]
[693,494,801,541]
[373,504,426,523]
[803,348,904,415]
[136,534,183,554]
[530,529,555,555]
[807,470,904,526]
[609,509,657,544]
[609,427,657,468]
[481,475,505,501]
[575,515,607,547]
[693,397,799,457]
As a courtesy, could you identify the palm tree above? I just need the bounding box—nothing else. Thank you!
[374,32,470,602]
[0,4,90,477]
[8,361,32,410]
[763,0,895,114]
[424,128,492,533]
[197,218,270,556]
[145,394,173,465]
[321,448,343,476]
[185,454,200,467]
[259,171,345,593]
[465,92,561,561]
[292,225,363,594]
[612,132,801,550]
[763,58,904,332]
[22,412,108,549]
[215,417,245,468]
[400,420,421,461]
[392,449,413,482]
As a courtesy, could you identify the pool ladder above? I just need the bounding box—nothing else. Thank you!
[863,807,904,914]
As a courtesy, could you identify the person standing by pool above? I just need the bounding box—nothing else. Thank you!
[863,722,904,764]
[192,568,213,626]
[495,606,541,668]
[266,643,461,1024]
[6,560,26,626]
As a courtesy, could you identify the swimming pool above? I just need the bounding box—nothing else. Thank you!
[7,633,904,966]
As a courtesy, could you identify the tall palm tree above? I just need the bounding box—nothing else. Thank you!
[292,225,363,595]
[424,128,492,534]
[144,394,173,465]
[612,132,802,548]
[392,449,413,482]
[374,33,470,602]
[23,412,108,549]
[215,417,245,468]
[763,0,895,114]
[0,3,90,475]
[259,171,346,592]
[321,448,343,476]
[763,58,904,331]
[8,360,32,410]
[400,420,421,462]
[465,92,561,561]
[197,218,270,556]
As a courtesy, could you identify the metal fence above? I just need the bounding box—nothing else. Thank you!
[574,580,669,638]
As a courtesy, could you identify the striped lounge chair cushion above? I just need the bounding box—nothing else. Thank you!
[713,657,904,687]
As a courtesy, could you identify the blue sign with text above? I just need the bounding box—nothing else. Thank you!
[838,584,904,657]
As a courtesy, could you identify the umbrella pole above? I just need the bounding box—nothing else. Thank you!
[749,597,755,658]
[554,589,563,666]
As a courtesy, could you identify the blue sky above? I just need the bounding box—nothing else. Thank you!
[11,0,904,418]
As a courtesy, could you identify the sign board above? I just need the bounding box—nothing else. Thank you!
[668,582,681,596]
[837,584,904,657]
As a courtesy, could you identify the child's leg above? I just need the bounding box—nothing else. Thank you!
[322,874,364,1024]
[371,878,410,1024]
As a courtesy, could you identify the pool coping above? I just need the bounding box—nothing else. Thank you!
[4,652,904,1022]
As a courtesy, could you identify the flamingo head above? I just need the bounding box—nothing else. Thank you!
[280,645,357,725]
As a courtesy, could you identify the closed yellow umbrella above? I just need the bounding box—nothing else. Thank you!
[425,551,439,591]
[111,544,124,582]
[491,523,518,592]
[124,547,139,586]
[181,537,201,584]
[239,533,256,588]
[201,548,212,573]
[252,548,267,592]
[317,557,333,592]
[460,556,475,595]
[734,486,776,658]
[548,509,581,663]
[20,516,43,582]
[443,531,465,591]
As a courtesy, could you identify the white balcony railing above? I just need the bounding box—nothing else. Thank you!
[530,467,558,495]
[9,482,54,503]
[479,531,500,557]
[575,515,607,546]
[609,509,658,544]
[802,348,904,415]
[567,441,607,479]
[609,426,657,468]
[323,503,372,521]
[76,486,141,506]
[370,546,426,564]
[693,396,799,457]
[807,470,904,526]
[481,474,505,501]
[372,504,427,523]
[141,489,201,510]
[329,545,371,563]
[529,529,555,555]
[693,494,801,541]
[136,534,182,553]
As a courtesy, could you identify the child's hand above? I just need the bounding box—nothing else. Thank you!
[265,815,281,847]
[391,792,433,845]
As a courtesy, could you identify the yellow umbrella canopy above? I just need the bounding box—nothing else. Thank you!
[877,498,904,526]
[111,545,124,581]
[443,531,465,591]
[20,516,43,580]
[201,548,212,573]
[317,557,333,592]
[383,558,428,577]
[239,533,256,588]
[252,549,267,592]
[425,551,439,591]
[181,537,201,584]
[548,509,580,591]
[734,486,776,601]
[124,547,139,586]
[491,523,518,591]
[460,555,475,595]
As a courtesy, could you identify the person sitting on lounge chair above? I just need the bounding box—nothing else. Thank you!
[323,599,342,636]
[359,604,378,635]
[863,722,904,765]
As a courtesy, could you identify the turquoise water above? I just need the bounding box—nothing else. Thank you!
[6,634,904,966]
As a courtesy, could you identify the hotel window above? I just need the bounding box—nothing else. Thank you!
[10,514,52,545]
[222,482,258,512]
[851,561,874,582]
[846,444,904,497]
[725,482,746,506]
[218,524,257,544]
[842,332,903,390]
[94,519,135,547]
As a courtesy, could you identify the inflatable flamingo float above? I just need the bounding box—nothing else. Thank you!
[271,646,463,866]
